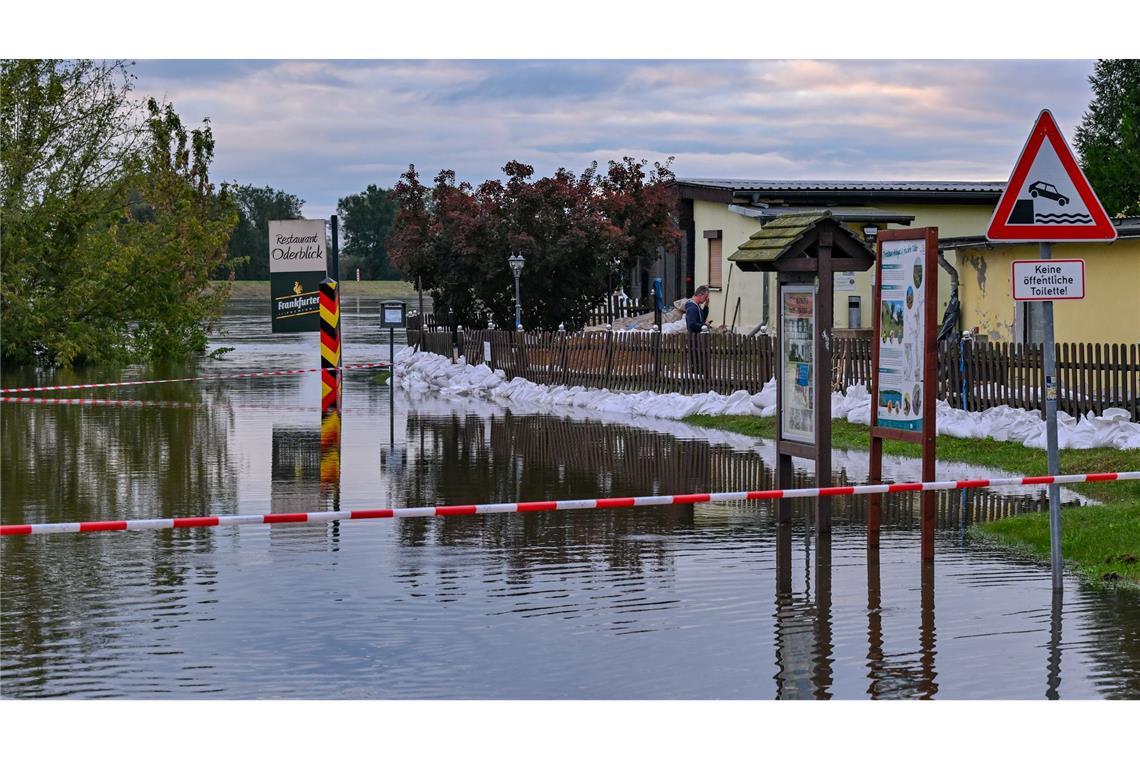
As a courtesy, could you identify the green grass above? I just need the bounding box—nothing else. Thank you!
[685,413,1140,589]
[215,280,422,300]
[969,502,1140,589]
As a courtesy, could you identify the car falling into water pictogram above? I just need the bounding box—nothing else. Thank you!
[1029,181,1069,206]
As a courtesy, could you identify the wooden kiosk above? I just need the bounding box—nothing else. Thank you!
[730,212,875,532]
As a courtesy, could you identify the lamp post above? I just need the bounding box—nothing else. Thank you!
[508,252,525,331]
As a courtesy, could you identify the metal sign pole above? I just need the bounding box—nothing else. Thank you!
[389,326,396,447]
[1040,242,1063,592]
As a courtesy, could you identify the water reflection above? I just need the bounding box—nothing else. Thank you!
[3,302,1139,698]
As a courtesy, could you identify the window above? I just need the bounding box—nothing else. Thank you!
[704,230,723,289]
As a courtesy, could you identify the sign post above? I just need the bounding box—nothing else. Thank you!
[868,227,939,560]
[986,109,1117,593]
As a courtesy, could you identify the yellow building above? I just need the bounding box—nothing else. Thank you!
[941,225,1140,344]
[668,180,1139,344]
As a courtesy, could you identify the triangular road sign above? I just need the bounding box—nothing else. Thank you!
[986,109,1117,242]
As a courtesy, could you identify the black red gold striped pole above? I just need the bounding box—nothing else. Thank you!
[319,277,342,410]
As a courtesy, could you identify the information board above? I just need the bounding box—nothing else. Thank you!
[875,238,927,432]
[780,285,815,444]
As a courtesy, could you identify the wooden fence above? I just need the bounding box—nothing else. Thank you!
[414,329,1140,421]
[586,295,654,327]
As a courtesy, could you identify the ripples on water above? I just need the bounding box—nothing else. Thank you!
[2,298,1138,699]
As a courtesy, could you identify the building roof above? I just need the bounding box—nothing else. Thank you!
[729,210,874,270]
[680,179,1005,194]
[728,204,915,225]
[939,217,1140,250]
[675,178,1005,204]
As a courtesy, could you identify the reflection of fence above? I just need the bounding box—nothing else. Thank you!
[415,329,1140,421]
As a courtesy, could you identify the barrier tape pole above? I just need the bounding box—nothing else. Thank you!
[3,471,1136,536]
[0,362,390,395]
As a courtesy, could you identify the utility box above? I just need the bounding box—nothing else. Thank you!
[380,300,407,329]
[848,296,862,328]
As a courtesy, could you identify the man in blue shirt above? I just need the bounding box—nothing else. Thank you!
[685,285,711,333]
[686,285,711,380]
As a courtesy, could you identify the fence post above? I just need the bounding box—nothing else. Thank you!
[605,325,614,388]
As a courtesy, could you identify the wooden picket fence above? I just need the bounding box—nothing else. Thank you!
[585,295,654,327]
[414,329,1140,421]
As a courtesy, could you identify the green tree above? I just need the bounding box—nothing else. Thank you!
[1,60,237,365]
[337,184,398,279]
[1074,58,1140,217]
[222,184,305,280]
[388,159,678,331]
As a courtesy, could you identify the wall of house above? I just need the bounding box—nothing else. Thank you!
[956,239,1140,344]
[691,201,769,329]
[691,199,995,334]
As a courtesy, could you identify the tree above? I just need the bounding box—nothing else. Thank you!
[388,159,679,331]
[222,184,305,280]
[1074,59,1140,217]
[1,60,237,365]
[337,184,399,279]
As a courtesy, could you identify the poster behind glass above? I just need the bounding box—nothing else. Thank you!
[780,285,815,444]
[876,238,926,431]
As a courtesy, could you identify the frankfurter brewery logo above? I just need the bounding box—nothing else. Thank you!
[275,284,320,320]
[268,219,329,333]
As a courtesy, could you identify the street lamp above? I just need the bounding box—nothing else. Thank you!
[508,252,525,331]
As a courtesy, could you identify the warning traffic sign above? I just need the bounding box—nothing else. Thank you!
[986,109,1117,242]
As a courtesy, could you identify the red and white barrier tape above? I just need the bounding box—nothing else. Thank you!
[3,471,1136,536]
[0,362,391,395]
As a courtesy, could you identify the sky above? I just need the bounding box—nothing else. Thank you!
[127,58,1100,220]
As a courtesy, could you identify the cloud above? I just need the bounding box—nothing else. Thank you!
[128,59,1097,219]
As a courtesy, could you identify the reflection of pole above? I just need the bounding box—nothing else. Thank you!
[319,277,341,410]
[918,560,938,698]
[812,531,834,700]
[1040,242,1064,593]
[1046,590,1063,699]
[866,546,884,698]
[320,407,342,512]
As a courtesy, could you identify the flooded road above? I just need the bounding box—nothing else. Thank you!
[2,298,1138,699]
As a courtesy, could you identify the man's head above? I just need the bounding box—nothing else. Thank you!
[692,285,710,305]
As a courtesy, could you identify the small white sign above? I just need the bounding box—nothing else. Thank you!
[1012,259,1085,301]
[483,341,492,364]
[268,219,328,273]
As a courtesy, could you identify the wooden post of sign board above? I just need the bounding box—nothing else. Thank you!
[814,228,834,534]
[868,227,939,561]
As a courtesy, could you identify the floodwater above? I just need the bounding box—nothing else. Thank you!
[2,297,1138,699]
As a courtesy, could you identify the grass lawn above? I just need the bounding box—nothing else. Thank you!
[685,413,1140,589]
[215,280,423,300]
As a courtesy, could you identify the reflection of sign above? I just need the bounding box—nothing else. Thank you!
[1012,259,1085,301]
[986,110,1116,242]
[876,239,925,432]
[780,285,814,444]
[270,219,328,333]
